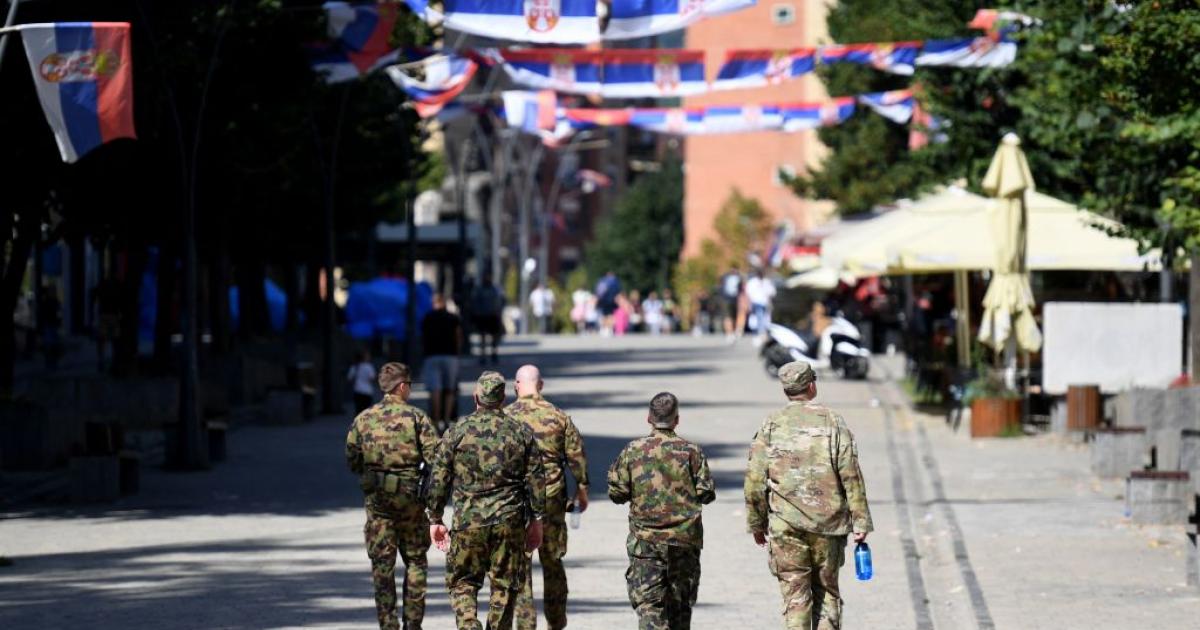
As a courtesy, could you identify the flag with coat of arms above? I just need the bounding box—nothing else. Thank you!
[604,0,756,41]
[442,0,599,44]
[17,22,136,163]
[310,2,402,83]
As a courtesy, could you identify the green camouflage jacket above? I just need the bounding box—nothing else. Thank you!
[607,428,716,548]
[744,400,874,537]
[345,394,441,514]
[505,393,589,504]
[427,408,547,530]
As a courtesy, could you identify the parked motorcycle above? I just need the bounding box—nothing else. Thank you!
[760,317,871,380]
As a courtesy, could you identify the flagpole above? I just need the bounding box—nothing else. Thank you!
[0,1,22,74]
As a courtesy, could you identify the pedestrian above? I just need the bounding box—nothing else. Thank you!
[718,268,742,342]
[529,283,556,335]
[745,270,776,338]
[348,350,379,414]
[595,271,621,336]
[471,278,505,365]
[421,293,464,432]
[642,292,665,336]
[608,392,716,630]
[505,364,590,630]
[744,361,874,630]
[427,371,547,630]
[345,362,442,630]
[570,288,590,334]
[661,289,678,334]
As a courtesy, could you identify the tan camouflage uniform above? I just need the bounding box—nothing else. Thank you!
[744,361,874,630]
[427,372,547,630]
[505,393,589,630]
[346,363,442,630]
[608,393,715,630]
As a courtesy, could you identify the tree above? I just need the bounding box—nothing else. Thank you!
[786,1,1007,215]
[585,158,684,295]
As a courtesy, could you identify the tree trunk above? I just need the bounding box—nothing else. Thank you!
[235,259,269,340]
[209,243,232,355]
[1191,254,1199,380]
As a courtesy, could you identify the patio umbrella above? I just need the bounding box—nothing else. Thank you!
[977,133,1042,353]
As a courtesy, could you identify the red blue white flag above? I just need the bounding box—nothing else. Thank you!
[780,97,855,132]
[386,53,478,118]
[698,104,783,134]
[400,0,445,24]
[916,36,1016,69]
[627,107,706,134]
[443,0,599,44]
[312,2,401,83]
[604,0,756,41]
[858,89,915,124]
[498,48,603,95]
[18,22,136,163]
[818,42,921,75]
[599,50,707,99]
[502,90,559,132]
[712,48,816,91]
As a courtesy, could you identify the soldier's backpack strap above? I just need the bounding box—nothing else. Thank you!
[414,414,432,501]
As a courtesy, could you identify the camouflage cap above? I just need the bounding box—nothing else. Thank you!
[648,392,679,428]
[475,371,506,406]
[378,362,410,393]
[779,361,815,395]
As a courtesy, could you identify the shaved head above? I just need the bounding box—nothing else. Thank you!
[515,364,543,397]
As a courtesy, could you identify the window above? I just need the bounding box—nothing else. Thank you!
[771,3,796,26]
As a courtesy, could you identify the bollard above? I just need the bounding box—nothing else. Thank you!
[1182,430,1200,473]
[1091,427,1148,478]
[1126,471,1191,525]
[1067,384,1101,430]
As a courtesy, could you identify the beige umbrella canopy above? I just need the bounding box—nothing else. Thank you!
[978,133,1042,353]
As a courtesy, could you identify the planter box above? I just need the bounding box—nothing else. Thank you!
[970,398,1021,438]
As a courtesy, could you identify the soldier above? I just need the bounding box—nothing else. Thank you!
[506,364,590,630]
[744,361,873,630]
[607,392,715,630]
[428,371,547,630]
[345,362,441,630]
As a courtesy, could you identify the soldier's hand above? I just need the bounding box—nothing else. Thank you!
[853,532,868,544]
[752,531,768,548]
[574,487,589,513]
[526,519,544,552]
[430,524,450,552]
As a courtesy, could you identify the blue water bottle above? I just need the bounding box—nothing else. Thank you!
[854,542,873,581]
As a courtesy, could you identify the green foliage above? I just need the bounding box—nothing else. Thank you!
[962,372,1021,406]
[584,158,684,294]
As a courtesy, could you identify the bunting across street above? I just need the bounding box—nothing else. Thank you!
[497,48,603,95]
[711,49,816,91]
[857,89,916,124]
[915,35,1017,68]
[16,22,137,163]
[604,0,757,41]
[818,41,921,76]
[311,1,402,82]
[386,53,478,118]
[441,0,600,44]
[596,49,708,98]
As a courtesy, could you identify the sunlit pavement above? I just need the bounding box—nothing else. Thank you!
[1,335,1196,629]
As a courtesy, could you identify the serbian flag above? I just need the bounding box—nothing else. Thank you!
[311,2,401,82]
[498,49,603,95]
[400,0,445,24]
[604,0,756,41]
[780,97,855,132]
[916,36,1017,69]
[443,0,599,44]
[818,42,920,75]
[563,107,633,130]
[858,89,915,124]
[386,54,478,118]
[700,104,783,134]
[502,90,559,132]
[627,108,706,135]
[18,23,136,163]
[600,50,707,98]
[712,48,816,91]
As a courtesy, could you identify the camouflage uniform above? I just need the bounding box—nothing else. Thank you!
[505,393,589,630]
[346,387,441,630]
[608,393,715,630]
[428,372,547,630]
[744,362,873,630]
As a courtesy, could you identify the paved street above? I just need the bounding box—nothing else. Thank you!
[1,335,1196,629]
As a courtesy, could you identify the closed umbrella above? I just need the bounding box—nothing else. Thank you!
[978,133,1042,353]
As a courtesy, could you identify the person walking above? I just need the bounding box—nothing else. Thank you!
[595,271,621,336]
[608,392,716,630]
[348,350,379,414]
[744,361,874,630]
[745,270,777,339]
[529,283,556,334]
[427,372,547,630]
[421,294,464,431]
[345,363,441,630]
[471,278,505,364]
[718,268,742,342]
[505,364,590,630]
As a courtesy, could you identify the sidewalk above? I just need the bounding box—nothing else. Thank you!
[0,336,1195,629]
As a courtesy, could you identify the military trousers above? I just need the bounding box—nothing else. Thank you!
[768,528,846,630]
[624,534,701,630]
[365,506,431,630]
[516,503,568,630]
[446,517,528,630]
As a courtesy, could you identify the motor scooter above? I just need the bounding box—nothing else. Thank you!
[760,316,871,380]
